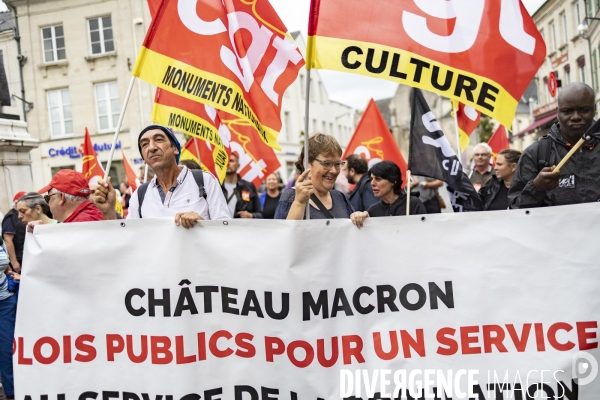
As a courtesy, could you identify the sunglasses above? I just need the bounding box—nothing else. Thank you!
[43,193,60,203]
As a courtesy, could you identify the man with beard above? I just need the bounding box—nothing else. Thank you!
[343,154,378,212]
[509,82,599,208]
[221,152,262,219]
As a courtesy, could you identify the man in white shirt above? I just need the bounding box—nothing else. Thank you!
[93,125,230,226]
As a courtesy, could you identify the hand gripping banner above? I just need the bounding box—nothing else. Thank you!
[14,204,600,399]
[134,0,305,151]
[307,0,546,129]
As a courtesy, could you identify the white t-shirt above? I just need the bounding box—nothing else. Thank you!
[127,166,231,220]
[223,181,237,218]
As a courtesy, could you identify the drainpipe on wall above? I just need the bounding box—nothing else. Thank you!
[7,3,27,123]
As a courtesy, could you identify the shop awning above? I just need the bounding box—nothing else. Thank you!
[515,113,557,138]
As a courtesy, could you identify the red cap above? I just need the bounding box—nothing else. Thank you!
[38,169,92,197]
[13,191,26,202]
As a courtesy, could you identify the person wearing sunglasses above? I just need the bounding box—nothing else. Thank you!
[37,170,103,224]
[275,133,353,219]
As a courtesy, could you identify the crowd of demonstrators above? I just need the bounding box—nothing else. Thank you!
[509,83,599,208]
[350,161,426,228]
[469,143,495,192]
[479,150,522,211]
[343,154,377,212]
[2,193,26,274]
[119,182,131,211]
[411,176,445,214]
[275,133,353,219]
[221,153,262,219]
[93,125,230,225]
[259,173,281,219]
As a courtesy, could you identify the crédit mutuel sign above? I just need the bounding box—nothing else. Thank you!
[48,141,122,159]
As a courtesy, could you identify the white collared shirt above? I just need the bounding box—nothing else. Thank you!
[127,166,231,220]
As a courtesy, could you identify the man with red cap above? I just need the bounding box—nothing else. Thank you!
[37,170,103,223]
[1,192,26,273]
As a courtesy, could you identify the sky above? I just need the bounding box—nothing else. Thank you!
[0,0,548,109]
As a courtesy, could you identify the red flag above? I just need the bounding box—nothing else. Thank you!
[181,136,225,180]
[342,99,407,188]
[122,151,138,192]
[147,0,161,19]
[219,111,281,188]
[454,101,481,151]
[154,88,229,181]
[307,0,545,129]
[488,125,510,162]
[134,0,305,150]
[81,128,105,182]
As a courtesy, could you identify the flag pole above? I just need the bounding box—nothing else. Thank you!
[194,137,202,167]
[406,170,411,215]
[104,76,137,180]
[452,104,463,166]
[303,68,311,220]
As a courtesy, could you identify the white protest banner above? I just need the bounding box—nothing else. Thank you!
[15,203,600,399]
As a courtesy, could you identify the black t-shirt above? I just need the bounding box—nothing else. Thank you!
[262,193,281,219]
[487,183,509,211]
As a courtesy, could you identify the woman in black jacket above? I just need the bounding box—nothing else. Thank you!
[480,149,522,211]
[351,161,426,228]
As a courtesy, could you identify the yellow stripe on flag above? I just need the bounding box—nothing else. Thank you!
[307,36,518,129]
[133,47,282,151]
[459,129,471,152]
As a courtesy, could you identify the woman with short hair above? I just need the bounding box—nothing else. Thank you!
[275,133,353,219]
[480,149,522,211]
[351,161,426,228]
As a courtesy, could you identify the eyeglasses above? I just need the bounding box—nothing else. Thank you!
[43,193,60,203]
[474,153,491,157]
[313,158,345,170]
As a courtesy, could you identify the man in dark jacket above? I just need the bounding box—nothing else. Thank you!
[343,154,378,212]
[2,192,26,273]
[509,82,598,208]
[221,153,262,218]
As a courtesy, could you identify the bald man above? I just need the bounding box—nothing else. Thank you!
[509,82,598,208]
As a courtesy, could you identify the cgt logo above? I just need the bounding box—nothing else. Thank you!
[572,351,598,386]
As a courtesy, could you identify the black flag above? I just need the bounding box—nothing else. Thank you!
[408,89,482,212]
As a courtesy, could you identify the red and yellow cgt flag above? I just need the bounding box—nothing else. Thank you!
[342,99,407,188]
[220,111,281,188]
[453,100,481,152]
[81,128,105,182]
[307,0,545,129]
[134,0,305,150]
[154,88,230,182]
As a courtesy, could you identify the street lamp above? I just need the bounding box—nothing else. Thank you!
[577,17,596,90]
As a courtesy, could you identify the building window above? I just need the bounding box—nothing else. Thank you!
[329,123,333,137]
[309,79,315,102]
[587,0,593,20]
[299,75,305,99]
[593,50,599,91]
[312,118,317,133]
[88,16,114,55]
[549,21,557,51]
[561,13,568,45]
[283,111,291,141]
[578,56,586,84]
[41,25,66,63]
[565,64,571,84]
[575,2,582,28]
[94,81,120,131]
[47,88,73,137]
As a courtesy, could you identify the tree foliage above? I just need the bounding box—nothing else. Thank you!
[477,114,494,143]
